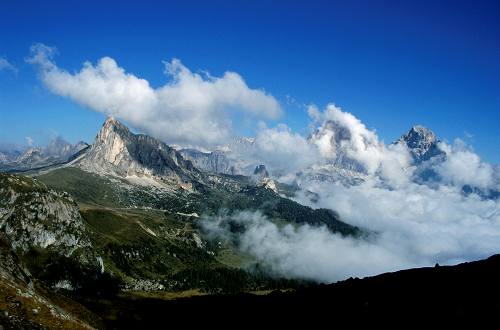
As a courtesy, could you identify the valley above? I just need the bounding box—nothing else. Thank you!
[0,117,498,328]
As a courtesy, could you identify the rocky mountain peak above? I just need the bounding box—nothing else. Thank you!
[404,125,437,145]
[397,125,444,163]
[78,117,201,190]
[91,117,132,165]
[97,117,131,143]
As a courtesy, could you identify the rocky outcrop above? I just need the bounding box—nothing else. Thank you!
[0,174,91,256]
[77,117,202,191]
[0,174,102,292]
[179,148,236,175]
[396,125,444,163]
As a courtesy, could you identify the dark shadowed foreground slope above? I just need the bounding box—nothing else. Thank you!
[74,254,500,327]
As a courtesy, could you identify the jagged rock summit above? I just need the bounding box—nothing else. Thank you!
[253,164,269,178]
[397,125,444,163]
[77,117,201,190]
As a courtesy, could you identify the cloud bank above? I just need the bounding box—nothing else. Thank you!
[204,104,499,283]
[203,211,412,282]
[27,43,281,146]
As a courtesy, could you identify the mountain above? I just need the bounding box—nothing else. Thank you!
[0,174,102,286]
[76,117,202,191]
[301,124,449,186]
[0,117,360,327]
[297,163,367,187]
[178,137,258,176]
[74,118,289,195]
[1,117,497,326]
[17,117,358,291]
[0,149,22,164]
[307,120,368,173]
[179,148,236,175]
[251,164,278,193]
[44,137,89,161]
[396,125,445,164]
[0,138,88,172]
[299,120,370,185]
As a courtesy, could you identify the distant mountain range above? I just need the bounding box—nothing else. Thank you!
[0,117,498,327]
[0,137,88,172]
[3,118,498,201]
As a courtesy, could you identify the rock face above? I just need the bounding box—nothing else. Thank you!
[78,117,201,190]
[0,234,31,288]
[253,165,269,178]
[0,174,92,256]
[179,137,257,176]
[179,148,236,175]
[251,165,277,192]
[396,125,444,163]
[0,173,103,294]
[297,164,367,186]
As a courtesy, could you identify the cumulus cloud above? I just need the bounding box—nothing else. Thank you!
[296,179,500,276]
[27,43,281,146]
[252,123,320,174]
[203,177,500,283]
[310,104,412,181]
[436,140,495,189]
[0,57,17,73]
[203,105,499,283]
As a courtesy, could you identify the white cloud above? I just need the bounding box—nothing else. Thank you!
[27,43,282,146]
[202,211,412,283]
[0,57,17,73]
[306,104,322,122]
[307,104,413,186]
[202,175,500,283]
[253,123,320,174]
[295,179,500,275]
[436,140,495,189]
[203,105,499,283]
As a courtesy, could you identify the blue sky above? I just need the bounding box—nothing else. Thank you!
[0,0,499,162]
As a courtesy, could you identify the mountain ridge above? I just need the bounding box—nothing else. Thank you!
[76,117,202,191]
[396,124,445,163]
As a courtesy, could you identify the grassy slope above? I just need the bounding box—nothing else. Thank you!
[38,167,359,235]
[36,167,356,293]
